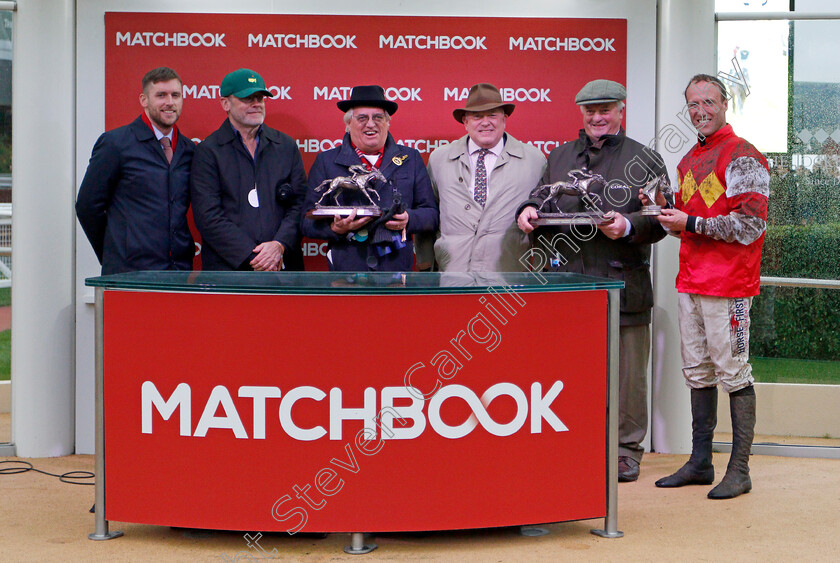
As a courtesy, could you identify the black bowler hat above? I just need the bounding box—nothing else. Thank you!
[336,85,398,115]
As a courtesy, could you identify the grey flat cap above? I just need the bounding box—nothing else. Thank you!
[575,79,626,105]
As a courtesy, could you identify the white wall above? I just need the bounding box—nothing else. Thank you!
[717,383,840,438]
[650,0,716,454]
[12,0,76,457]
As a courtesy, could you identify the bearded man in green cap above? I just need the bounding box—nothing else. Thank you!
[517,79,669,482]
[191,68,307,271]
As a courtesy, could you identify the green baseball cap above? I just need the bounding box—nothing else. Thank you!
[220,68,273,98]
[575,79,626,105]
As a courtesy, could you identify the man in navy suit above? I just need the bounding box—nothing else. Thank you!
[76,67,195,274]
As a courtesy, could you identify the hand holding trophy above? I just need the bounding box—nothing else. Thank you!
[527,168,615,225]
[639,174,673,216]
[306,164,385,219]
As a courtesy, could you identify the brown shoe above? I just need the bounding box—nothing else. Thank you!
[618,456,639,482]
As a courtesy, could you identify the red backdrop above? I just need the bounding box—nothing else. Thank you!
[104,13,627,269]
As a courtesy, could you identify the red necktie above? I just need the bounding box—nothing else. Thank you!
[160,137,173,164]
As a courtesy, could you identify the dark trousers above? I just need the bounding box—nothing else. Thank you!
[619,324,650,462]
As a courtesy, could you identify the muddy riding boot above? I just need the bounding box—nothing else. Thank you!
[708,385,755,499]
[655,387,717,488]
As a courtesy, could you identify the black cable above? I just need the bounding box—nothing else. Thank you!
[0,460,94,485]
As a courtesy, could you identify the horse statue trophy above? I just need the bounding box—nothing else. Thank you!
[527,168,614,226]
[306,164,386,219]
[639,174,674,216]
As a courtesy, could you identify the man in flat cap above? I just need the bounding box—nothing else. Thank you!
[191,68,307,271]
[301,85,438,271]
[77,67,195,274]
[422,83,546,271]
[517,79,669,482]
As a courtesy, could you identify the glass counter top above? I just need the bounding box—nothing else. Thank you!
[86,270,623,295]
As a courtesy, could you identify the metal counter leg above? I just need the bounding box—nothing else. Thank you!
[89,288,123,541]
[520,526,550,536]
[591,288,624,539]
[343,532,377,554]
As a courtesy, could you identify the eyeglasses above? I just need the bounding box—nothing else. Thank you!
[353,113,388,125]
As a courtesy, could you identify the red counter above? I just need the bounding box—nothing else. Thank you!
[86,271,623,542]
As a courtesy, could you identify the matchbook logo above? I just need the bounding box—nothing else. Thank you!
[314,86,421,101]
[444,87,551,102]
[509,36,616,51]
[141,381,568,440]
[248,34,357,48]
[379,35,487,50]
[116,31,226,47]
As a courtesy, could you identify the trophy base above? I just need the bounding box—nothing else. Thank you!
[641,206,662,216]
[531,212,615,226]
[306,207,383,219]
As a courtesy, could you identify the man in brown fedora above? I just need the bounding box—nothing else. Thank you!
[516,79,669,482]
[421,83,546,272]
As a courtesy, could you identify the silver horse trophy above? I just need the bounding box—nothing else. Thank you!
[306,164,385,219]
[640,174,674,216]
[528,168,614,226]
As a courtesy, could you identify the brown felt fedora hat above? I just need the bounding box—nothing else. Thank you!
[452,83,515,123]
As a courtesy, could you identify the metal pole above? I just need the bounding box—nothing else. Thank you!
[343,532,377,555]
[716,11,840,21]
[760,276,840,289]
[591,288,623,538]
[89,287,123,540]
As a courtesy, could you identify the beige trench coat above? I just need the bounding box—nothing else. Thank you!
[421,134,546,272]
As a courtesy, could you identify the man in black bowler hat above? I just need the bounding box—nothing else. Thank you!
[302,85,438,271]
[191,68,307,271]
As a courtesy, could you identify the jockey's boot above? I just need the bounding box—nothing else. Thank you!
[655,387,717,488]
[708,385,755,499]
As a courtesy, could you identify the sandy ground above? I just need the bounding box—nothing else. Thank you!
[1,445,839,562]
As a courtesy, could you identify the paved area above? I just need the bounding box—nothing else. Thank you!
[1,447,839,561]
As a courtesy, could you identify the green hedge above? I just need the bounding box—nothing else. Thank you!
[751,223,840,361]
[760,223,840,279]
